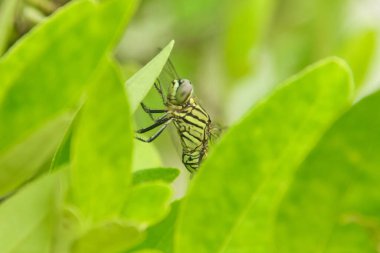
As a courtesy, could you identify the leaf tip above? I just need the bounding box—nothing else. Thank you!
[305,56,355,99]
[162,40,175,56]
[168,39,175,48]
[325,56,355,97]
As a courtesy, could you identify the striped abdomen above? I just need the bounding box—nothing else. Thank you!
[170,98,211,172]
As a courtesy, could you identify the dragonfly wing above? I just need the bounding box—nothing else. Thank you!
[208,122,224,145]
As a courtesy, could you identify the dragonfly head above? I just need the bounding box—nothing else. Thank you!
[168,79,193,105]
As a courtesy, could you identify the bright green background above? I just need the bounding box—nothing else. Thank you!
[0,0,379,252]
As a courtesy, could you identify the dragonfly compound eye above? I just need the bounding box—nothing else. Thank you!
[175,79,193,104]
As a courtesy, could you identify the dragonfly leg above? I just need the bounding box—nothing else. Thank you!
[135,121,170,143]
[140,103,167,121]
[135,116,171,134]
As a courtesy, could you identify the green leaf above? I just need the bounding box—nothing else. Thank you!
[0,113,72,197]
[0,172,59,253]
[275,90,380,252]
[70,59,133,221]
[126,40,174,112]
[72,220,143,253]
[0,0,18,55]
[50,115,76,171]
[132,168,180,185]
[51,205,82,253]
[130,250,163,253]
[0,0,137,197]
[122,183,172,227]
[338,30,377,89]
[53,92,163,174]
[129,201,180,253]
[176,57,354,252]
[132,140,163,171]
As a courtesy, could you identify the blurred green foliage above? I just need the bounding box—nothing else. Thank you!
[0,0,379,252]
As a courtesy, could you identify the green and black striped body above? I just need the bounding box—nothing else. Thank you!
[136,75,216,174]
[169,97,211,173]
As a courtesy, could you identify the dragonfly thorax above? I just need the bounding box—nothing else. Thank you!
[167,79,193,105]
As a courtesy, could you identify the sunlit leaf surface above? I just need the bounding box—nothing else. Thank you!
[0,172,59,253]
[70,59,132,221]
[176,58,354,253]
[123,183,172,227]
[72,220,143,253]
[132,168,180,185]
[275,90,380,253]
[0,0,137,197]
[126,40,174,112]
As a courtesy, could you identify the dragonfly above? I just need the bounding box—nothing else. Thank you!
[135,60,219,173]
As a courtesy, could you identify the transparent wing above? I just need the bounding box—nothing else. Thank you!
[209,122,225,146]
[156,58,184,165]
[163,58,181,80]
[155,47,180,82]
[155,58,181,102]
